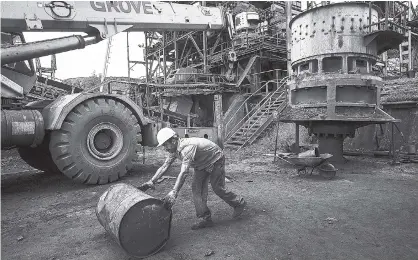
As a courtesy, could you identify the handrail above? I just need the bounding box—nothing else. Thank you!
[225,77,288,137]
[225,82,286,144]
[225,77,288,141]
[236,92,287,151]
[84,79,143,94]
[235,80,286,138]
[225,80,274,136]
[364,20,408,31]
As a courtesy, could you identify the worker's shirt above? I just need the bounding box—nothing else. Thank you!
[165,137,223,171]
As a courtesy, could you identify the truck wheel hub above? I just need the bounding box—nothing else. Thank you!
[87,123,123,161]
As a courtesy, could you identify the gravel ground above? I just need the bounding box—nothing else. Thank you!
[1,147,418,260]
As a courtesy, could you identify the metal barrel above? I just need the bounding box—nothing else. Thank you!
[96,183,172,258]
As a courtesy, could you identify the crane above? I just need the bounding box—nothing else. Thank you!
[1,1,225,185]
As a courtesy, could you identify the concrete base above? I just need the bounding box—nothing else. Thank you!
[318,135,345,163]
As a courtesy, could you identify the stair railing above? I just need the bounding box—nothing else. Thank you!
[225,77,288,138]
[235,83,287,149]
[236,93,287,151]
[225,77,288,143]
[226,80,274,139]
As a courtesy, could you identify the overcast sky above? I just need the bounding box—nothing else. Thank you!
[24,31,146,80]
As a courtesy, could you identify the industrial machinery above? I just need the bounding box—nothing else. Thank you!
[280,2,405,162]
[1,1,224,184]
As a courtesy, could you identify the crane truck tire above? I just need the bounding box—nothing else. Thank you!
[49,97,142,184]
[17,134,60,173]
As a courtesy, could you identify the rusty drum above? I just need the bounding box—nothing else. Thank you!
[96,183,172,258]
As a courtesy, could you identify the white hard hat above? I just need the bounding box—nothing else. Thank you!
[157,127,176,147]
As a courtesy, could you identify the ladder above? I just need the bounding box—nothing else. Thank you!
[101,37,113,83]
[99,37,113,92]
[35,54,57,79]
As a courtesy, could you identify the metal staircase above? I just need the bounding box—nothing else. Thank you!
[225,78,288,150]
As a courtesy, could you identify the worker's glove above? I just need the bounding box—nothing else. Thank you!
[138,180,155,192]
[162,190,178,210]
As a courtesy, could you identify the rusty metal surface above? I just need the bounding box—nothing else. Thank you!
[283,2,405,126]
[281,2,407,162]
[1,109,45,148]
[96,183,172,258]
[290,2,380,62]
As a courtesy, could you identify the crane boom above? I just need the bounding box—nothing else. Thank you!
[1,1,224,37]
[1,1,225,65]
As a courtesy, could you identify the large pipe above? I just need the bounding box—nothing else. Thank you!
[1,35,98,65]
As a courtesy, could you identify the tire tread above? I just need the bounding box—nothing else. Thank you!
[50,97,142,185]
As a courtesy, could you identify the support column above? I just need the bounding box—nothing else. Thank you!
[144,32,151,116]
[318,58,323,74]
[127,32,130,79]
[408,30,413,76]
[254,58,261,92]
[408,1,413,75]
[159,93,164,121]
[163,32,167,83]
[145,32,149,82]
[203,32,208,73]
[318,134,345,163]
[202,1,208,73]
[286,1,293,77]
[275,69,279,91]
[342,56,348,74]
[327,83,337,118]
[295,123,300,154]
[158,49,161,82]
[383,51,388,76]
[174,32,178,70]
[391,122,395,163]
[214,94,224,148]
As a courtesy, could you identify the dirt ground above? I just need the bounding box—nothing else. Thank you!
[1,147,418,260]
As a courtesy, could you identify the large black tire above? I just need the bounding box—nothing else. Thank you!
[49,98,142,184]
[18,134,60,173]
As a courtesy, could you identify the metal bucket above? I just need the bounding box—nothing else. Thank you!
[96,183,172,258]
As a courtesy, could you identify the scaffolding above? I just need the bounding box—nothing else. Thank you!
[123,2,302,127]
[372,1,417,77]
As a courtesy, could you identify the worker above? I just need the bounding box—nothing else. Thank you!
[139,127,246,230]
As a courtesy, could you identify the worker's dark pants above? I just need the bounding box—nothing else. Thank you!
[192,156,243,220]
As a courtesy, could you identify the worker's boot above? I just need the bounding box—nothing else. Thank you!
[191,216,214,230]
[232,199,247,219]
